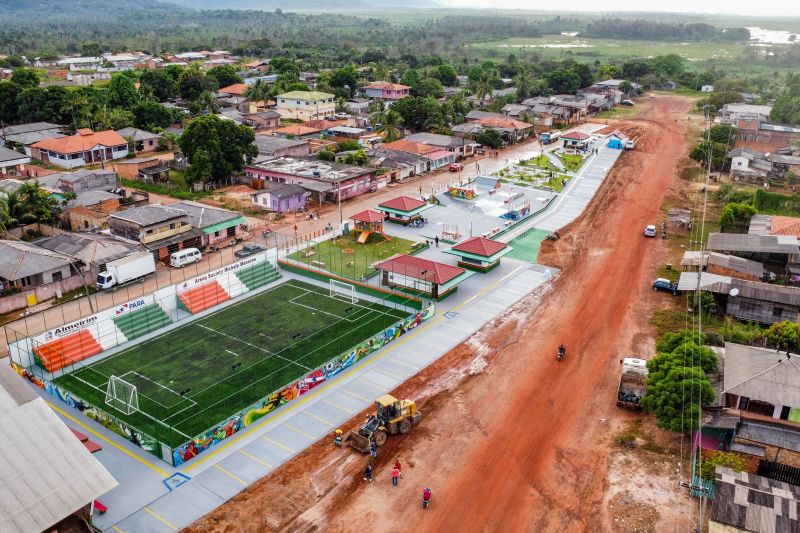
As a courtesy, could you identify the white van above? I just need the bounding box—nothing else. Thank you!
[170,247,202,268]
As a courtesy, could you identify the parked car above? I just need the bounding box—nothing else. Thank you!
[449,162,463,172]
[234,244,266,258]
[624,140,635,150]
[644,225,657,237]
[335,112,349,119]
[652,278,678,295]
[621,99,635,106]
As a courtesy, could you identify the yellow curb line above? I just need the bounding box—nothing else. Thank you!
[143,507,177,531]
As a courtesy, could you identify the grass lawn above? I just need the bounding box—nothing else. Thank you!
[52,280,408,446]
[595,106,640,119]
[523,154,557,170]
[121,174,210,201]
[287,233,417,281]
[559,154,585,173]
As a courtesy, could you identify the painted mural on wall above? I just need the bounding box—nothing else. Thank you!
[448,186,477,200]
[10,361,162,459]
[172,303,435,466]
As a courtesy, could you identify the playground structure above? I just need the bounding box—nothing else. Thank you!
[441,224,461,241]
[448,184,477,200]
[350,210,391,244]
[501,193,531,221]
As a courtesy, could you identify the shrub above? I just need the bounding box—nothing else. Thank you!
[700,451,745,481]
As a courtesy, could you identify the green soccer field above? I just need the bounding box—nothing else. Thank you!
[53,279,409,447]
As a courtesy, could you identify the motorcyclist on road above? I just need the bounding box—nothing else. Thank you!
[558,345,566,359]
[422,487,432,508]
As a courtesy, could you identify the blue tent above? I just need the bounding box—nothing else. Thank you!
[607,138,624,149]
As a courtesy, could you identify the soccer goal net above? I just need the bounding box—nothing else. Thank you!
[105,375,139,415]
[329,279,359,303]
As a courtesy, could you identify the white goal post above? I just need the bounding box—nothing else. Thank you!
[329,279,359,303]
[105,375,139,415]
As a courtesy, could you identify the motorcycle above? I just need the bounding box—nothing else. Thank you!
[262,229,273,237]
[324,223,334,232]
[208,245,220,253]
[557,346,566,361]
[422,488,432,509]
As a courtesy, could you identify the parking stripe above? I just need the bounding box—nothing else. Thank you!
[238,449,273,469]
[213,463,246,485]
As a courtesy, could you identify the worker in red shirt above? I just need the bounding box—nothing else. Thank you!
[391,466,402,486]
[394,458,402,473]
[422,487,432,509]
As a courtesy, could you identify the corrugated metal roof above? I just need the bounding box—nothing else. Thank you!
[708,252,765,278]
[0,365,117,533]
[730,278,800,306]
[0,240,74,281]
[737,420,800,453]
[677,272,731,293]
[707,232,800,254]
[723,342,800,408]
[748,214,773,235]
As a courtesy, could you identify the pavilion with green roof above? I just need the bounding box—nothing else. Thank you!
[376,195,433,225]
[443,236,512,272]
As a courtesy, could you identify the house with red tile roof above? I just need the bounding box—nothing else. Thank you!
[363,81,411,101]
[376,195,433,224]
[272,124,323,138]
[374,253,469,300]
[218,83,248,97]
[444,236,512,272]
[561,131,591,151]
[30,129,128,169]
[382,140,456,170]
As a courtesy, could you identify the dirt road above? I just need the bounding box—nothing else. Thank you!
[185,94,696,532]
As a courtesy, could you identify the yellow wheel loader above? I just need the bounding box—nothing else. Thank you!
[345,394,422,453]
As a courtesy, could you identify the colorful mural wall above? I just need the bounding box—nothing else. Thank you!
[171,303,435,466]
[448,185,477,200]
[10,361,162,458]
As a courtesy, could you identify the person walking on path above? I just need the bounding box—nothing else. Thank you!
[363,462,373,482]
[369,440,377,459]
[391,466,403,486]
[394,458,402,472]
[434,236,439,247]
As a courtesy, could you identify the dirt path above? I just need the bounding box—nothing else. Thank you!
[184,95,696,533]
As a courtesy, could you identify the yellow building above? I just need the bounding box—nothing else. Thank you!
[275,91,336,121]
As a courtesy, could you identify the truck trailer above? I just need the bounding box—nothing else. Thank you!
[540,131,561,145]
[96,251,156,290]
[617,357,648,409]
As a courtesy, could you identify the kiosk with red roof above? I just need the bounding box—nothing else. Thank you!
[376,195,433,225]
[443,236,513,272]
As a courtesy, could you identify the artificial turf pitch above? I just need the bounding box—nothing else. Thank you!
[53,279,409,446]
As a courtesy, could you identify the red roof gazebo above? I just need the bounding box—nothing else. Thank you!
[350,210,389,243]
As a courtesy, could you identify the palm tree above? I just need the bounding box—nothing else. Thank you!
[377,109,403,142]
[244,79,271,103]
[514,69,534,100]
[371,62,389,81]
[475,72,494,107]
[369,100,388,127]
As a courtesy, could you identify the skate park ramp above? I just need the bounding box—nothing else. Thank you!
[474,176,501,195]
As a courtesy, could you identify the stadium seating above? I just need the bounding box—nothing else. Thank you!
[113,304,171,341]
[33,330,103,372]
[235,261,281,291]
[177,281,230,314]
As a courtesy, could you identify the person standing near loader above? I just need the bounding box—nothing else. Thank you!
[363,462,373,482]
[391,465,403,486]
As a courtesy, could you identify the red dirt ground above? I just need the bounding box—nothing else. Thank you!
[184,95,696,533]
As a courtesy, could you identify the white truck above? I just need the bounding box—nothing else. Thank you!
[96,251,156,290]
[617,357,648,410]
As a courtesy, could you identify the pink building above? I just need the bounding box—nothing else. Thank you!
[364,81,411,101]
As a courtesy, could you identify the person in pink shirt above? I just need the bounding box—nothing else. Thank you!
[391,466,403,486]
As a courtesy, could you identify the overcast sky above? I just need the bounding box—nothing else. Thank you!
[438,1,800,17]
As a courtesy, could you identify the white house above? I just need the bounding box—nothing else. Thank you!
[29,129,129,169]
[701,85,714,93]
[275,91,336,121]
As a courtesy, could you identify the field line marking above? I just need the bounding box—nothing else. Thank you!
[371,366,402,381]
[284,422,317,440]
[238,449,273,469]
[184,314,443,472]
[302,409,333,426]
[322,398,351,413]
[225,349,239,357]
[143,507,178,531]
[213,463,246,485]
[261,436,296,454]
[46,401,168,477]
[112,525,125,533]
[341,388,372,403]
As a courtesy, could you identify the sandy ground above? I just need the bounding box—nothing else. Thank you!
[183,94,699,533]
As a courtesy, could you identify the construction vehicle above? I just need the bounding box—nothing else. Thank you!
[617,357,648,410]
[345,394,422,452]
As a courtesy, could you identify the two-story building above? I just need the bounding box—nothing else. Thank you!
[363,81,411,101]
[30,129,129,169]
[108,205,202,261]
[275,91,336,121]
[169,201,247,247]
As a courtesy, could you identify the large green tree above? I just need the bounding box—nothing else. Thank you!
[207,65,243,88]
[179,64,217,101]
[106,75,140,109]
[178,115,257,182]
[719,202,756,233]
[140,69,179,102]
[477,128,503,149]
[765,320,800,354]
[0,81,21,123]
[10,68,39,89]
[133,101,178,130]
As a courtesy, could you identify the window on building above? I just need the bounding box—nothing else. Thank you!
[214,230,221,237]
[773,307,783,318]
[52,271,63,282]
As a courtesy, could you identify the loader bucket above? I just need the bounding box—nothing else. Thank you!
[344,431,371,453]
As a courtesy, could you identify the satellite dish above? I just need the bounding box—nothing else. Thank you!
[730,288,740,297]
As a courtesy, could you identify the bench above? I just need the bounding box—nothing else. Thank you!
[311,260,326,267]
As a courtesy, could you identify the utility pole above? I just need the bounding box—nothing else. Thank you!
[679,481,709,533]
